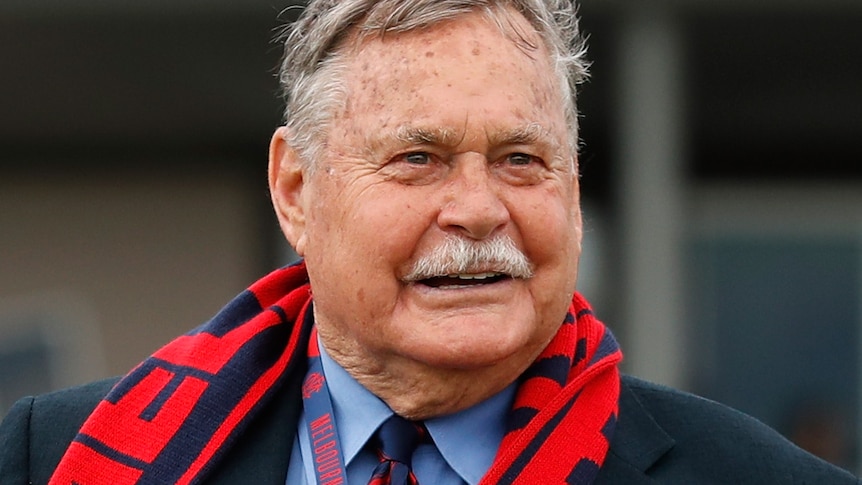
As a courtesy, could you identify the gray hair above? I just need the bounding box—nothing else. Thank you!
[276,0,588,169]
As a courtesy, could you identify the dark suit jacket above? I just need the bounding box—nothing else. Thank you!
[0,374,857,484]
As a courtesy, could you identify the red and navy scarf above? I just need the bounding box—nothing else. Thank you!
[50,261,622,485]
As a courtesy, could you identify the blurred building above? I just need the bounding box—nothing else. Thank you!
[1,0,861,473]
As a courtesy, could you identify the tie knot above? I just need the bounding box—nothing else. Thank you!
[373,415,425,466]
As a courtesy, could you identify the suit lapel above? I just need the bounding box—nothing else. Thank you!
[595,377,675,484]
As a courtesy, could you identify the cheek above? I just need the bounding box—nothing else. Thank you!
[315,181,435,270]
[516,190,576,261]
[368,204,431,271]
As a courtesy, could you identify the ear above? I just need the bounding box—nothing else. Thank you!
[269,126,309,256]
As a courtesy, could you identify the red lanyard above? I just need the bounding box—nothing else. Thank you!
[301,328,350,485]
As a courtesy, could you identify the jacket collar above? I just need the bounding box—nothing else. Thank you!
[595,376,676,484]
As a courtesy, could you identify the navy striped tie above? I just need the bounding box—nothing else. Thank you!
[368,415,425,485]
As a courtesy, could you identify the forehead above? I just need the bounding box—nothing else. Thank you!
[344,8,550,79]
[332,9,566,145]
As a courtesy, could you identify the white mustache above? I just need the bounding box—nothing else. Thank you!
[403,235,534,282]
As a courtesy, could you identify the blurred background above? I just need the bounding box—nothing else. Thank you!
[1,0,861,473]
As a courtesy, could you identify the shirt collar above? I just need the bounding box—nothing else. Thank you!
[424,383,515,484]
[320,339,515,484]
[319,339,391,466]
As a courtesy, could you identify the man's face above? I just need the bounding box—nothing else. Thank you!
[280,10,582,376]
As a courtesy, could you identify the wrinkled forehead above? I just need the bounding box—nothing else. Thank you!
[340,5,550,69]
[339,12,564,120]
[335,7,561,111]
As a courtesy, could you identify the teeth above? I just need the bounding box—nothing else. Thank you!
[450,272,499,280]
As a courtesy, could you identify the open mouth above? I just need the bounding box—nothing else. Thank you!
[418,272,511,289]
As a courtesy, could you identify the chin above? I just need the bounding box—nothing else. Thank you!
[402,320,544,371]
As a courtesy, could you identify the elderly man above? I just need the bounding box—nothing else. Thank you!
[0,1,858,484]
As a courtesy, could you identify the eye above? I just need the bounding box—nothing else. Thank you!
[403,152,431,165]
[507,153,536,166]
[492,151,548,186]
[380,150,446,186]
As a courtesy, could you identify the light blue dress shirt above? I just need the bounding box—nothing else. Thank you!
[286,339,515,484]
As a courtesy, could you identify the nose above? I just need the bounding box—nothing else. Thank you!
[436,155,510,240]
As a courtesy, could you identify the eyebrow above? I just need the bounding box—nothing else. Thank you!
[488,123,547,147]
[395,126,461,147]
[365,122,561,156]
